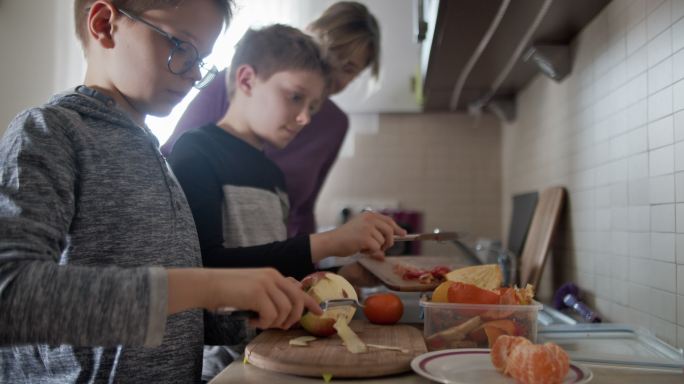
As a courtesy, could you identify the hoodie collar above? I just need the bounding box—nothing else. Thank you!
[50,86,160,147]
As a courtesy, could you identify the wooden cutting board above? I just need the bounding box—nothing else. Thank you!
[244,320,427,378]
[358,256,469,291]
[519,186,565,288]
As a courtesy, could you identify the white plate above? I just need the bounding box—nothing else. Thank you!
[411,348,593,384]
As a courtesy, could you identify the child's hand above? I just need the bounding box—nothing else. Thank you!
[217,268,322,330]
[310,212,407,262]
[167,268,322,330]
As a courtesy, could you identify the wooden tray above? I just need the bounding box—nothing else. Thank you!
[244,320,427,378]
[358,256,469,291]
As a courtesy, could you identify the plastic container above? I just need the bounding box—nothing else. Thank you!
[420,297,543,351]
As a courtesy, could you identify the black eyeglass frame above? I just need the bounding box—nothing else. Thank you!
[117,8,218,89]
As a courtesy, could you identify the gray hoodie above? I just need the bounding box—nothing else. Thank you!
[0,87,205,383]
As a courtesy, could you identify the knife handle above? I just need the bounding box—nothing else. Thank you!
[214,307,259,319]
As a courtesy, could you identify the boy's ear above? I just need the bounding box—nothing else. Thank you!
[234,65,257,96]
[87,1,117,49]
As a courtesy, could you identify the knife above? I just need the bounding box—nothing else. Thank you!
[216,298,365,318]
[393,232,461,242]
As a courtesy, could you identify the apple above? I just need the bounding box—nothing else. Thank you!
[299,272,358,337]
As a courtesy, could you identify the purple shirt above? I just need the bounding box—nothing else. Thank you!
[162,70,348,236]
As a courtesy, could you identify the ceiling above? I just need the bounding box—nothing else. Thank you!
[422,0,610,113]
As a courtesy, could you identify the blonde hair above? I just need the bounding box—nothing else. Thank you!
[307,1,381,78]
[74,0,233,47]
[227,24,331,98]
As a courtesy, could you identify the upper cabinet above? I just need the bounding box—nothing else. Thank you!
[422,0,610,117]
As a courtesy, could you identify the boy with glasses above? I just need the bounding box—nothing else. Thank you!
[0,1,321,383]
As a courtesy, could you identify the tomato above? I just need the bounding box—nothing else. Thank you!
[363,293,404,325]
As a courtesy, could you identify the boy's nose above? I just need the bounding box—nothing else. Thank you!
[186,63,203,83]
[296,109,311,127]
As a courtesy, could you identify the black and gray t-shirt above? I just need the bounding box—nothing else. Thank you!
[168,124,314,278]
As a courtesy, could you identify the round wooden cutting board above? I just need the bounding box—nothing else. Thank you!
[244,320,427,378]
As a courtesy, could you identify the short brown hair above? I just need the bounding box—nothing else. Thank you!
[74,0,234,46]
[227,24,331,98]
[308,2,381,78]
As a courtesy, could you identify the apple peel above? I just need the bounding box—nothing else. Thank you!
[425,315,482,344]
[333,317,367,354]
[366,344,410,353]
[288,336,317,347]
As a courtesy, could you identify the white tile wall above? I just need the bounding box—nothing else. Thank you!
[627,45,649,79]
[650,288,677,322]
[646,0,667,17]
[674,79,684,111]
[649,174,675,203]
[674,49,684,82]
[629,282,651,310]
[502,0,684,347]
[673,17,684,52]
[676,141,684,171]
[648,57,673,94]
[628,153,650,180]
[652,204,676,232]
[317,113,502,256]
[649,86,673,121]
[651,232,676,262]
[674,0,684,22]
[612,181,630,206]
[628,20,648,55]
[628,0,647,27]
[651,260,677,292]
[677,234,684,263]
[629,232,651,258]
[647,28,672,68]
[648,115,674,149]
[677,172,684,201]
[649,145,674,175]
[675,110,684,141]
[648,1,672,40]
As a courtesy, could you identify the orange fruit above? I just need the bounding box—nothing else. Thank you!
[432,281,454,302]
[363,293,404,325]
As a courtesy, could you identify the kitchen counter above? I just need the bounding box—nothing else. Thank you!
[210,360,684,383]
[210,261,684,383]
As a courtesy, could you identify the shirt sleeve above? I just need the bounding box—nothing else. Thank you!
[0,107,167,347]
[160,70,229,157]
[169,135,315,280]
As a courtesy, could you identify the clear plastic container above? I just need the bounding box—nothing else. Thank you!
[420,297,543,351]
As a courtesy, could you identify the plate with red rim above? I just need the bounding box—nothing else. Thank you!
[411,348,593,384]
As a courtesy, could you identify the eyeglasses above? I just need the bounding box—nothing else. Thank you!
[117,8,218,89]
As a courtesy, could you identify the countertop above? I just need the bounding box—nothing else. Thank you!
[210,360,684,383]
[210,261,684,383]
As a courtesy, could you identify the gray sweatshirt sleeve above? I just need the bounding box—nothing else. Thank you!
[0,107,167,347]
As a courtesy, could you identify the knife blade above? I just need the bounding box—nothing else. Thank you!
[216,298,365,318]
[393,232,461,242]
